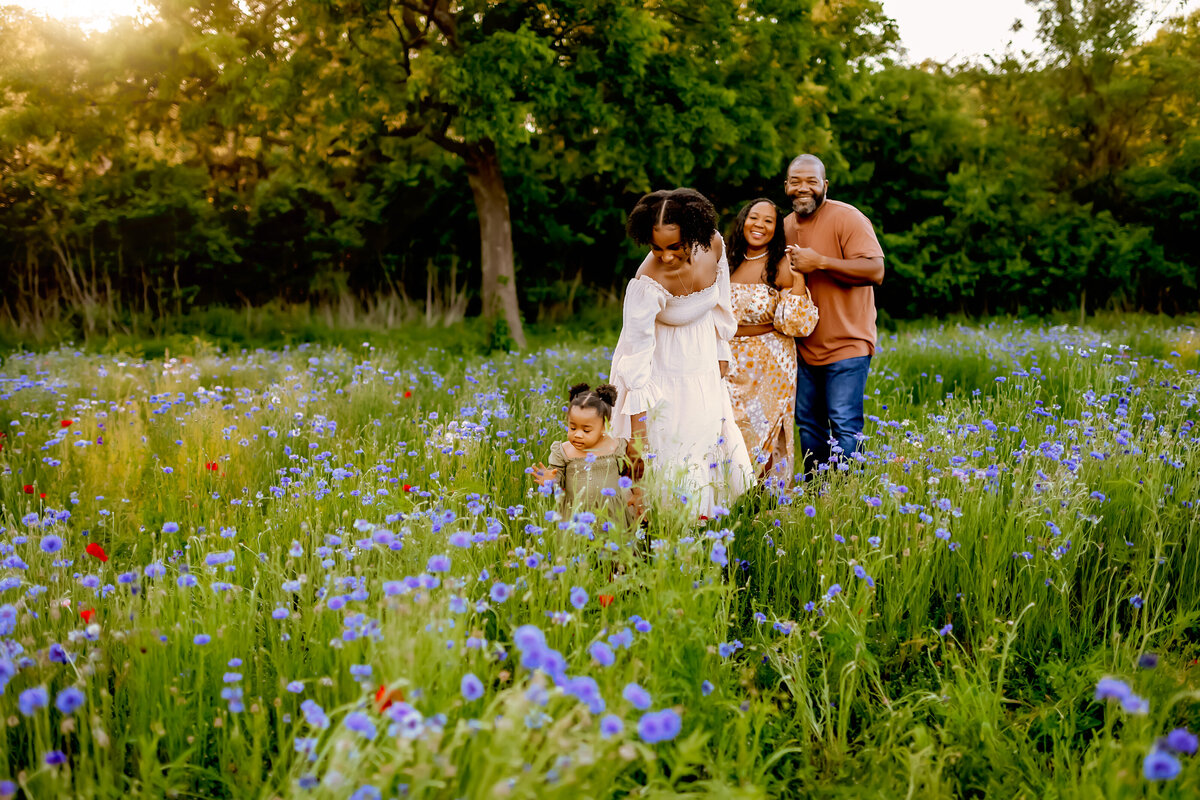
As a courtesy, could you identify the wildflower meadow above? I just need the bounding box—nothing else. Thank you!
[1,319,1198,799]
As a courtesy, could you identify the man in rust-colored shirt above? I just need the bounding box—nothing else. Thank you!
[782,154,885,474]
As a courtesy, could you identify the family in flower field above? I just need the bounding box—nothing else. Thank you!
[534,154,885,520]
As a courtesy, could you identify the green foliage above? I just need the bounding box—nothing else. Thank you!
[1,318,1199,796]
[1,1,1199,339]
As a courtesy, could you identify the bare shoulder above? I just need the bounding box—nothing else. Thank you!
[693,233,721,285]
[774,257,794,289]
[709,230,724,258]
[633,250,656,279]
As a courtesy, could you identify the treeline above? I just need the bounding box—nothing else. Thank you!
[1,0,1197,345]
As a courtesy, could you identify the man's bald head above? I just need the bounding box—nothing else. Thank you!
[788,154,826,182]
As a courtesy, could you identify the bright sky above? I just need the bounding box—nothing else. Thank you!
[8,0,1200,57]
[885,0,1200,63]
[6,0,151,32]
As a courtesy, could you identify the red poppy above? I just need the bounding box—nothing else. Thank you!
[39,493,46,499]
[205,461,219,472]
[402,484,412,492]
[598,594,615,608]
[374,684,405,712]
[23,484,34,494]
[403,391,412,399]
[80,608,96,623]
[61,419,73,428]
[85,543,109,562]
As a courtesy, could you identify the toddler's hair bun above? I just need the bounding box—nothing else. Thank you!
[594,384,618,406]
[567,382,591,400]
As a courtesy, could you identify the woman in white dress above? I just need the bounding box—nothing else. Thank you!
[609,188,754,519]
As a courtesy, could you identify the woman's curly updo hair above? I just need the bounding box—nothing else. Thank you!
[727,198,787,287]
[568,382,617,423]
[626,188,717,255]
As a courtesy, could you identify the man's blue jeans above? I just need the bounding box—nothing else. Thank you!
[795,355,871,474]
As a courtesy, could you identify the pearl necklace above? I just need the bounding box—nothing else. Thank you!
[743,251,769,261]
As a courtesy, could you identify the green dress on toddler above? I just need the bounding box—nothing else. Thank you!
[547,438,632,523]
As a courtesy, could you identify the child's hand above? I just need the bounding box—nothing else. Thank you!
[628,486,646,518]
[532,462,559,487]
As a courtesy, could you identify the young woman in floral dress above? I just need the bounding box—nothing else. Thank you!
[725,198,819,487]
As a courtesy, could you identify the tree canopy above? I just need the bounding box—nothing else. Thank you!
[1,0,1197,341]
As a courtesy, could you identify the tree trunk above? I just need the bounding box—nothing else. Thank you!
[464,139,527,349]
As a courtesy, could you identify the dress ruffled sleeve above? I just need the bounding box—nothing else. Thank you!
[610,278,668,435]
[713,236,736,362]
[774,289,819,338]
[547,441,568,469]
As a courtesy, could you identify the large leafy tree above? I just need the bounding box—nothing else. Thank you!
[279,0,892,347]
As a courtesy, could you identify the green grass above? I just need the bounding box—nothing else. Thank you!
[0,315,1198,798]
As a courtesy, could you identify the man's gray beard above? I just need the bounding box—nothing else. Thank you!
[793,195,823,217]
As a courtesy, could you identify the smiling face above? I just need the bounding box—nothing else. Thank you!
[785,161,828,217]
[650,224,687,267]
[742,202,777,251]
[567,405,605,451]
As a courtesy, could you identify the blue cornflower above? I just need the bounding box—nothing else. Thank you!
[1121,694,1150,714]
[637,709,682,744]
[569,586,588,610]
[853,565,867,579]
[193,634,211,646]
[623,682,652,710]
[710,541,728,567]
[512,625,546,652]
[43,750,67,766]
[1143,749,1182,781]
[344,711,376,740]
[589,641,615,667]
[701,680,714,697]
[634,619,652,633]
[718,640,743,659]
[39,535,63,554]
[48,643,71,664]
[161,522,179,534]
[1164,728,1199,755]
[1095,677,1132,702]
[489,582,512,603]
[600,714,623,739]
[461,672,484,701]
[427,554,451,573]
[18,686,49,716]
[1130,595,1143,609]
[300,699,329,729]
[144,562,166,579]
[206,551,235,566]
[349,786,382,800]
[286,681,304,693]
[938,623,953,637]
[608,628,633,650]
[826,584,842,599]
[804,505,816,518]
[55,687,86,714]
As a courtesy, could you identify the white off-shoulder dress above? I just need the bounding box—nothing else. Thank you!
[609,242,754,517]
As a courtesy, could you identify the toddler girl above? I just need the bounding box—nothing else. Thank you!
[533,383,636,522]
